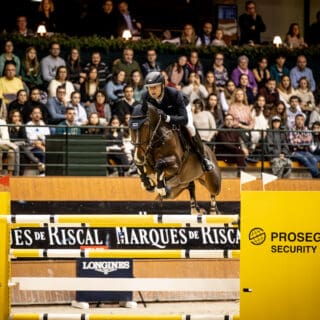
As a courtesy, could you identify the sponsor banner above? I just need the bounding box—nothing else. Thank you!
[11,226,240,250]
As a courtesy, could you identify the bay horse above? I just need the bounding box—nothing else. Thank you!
[130,104,221,214]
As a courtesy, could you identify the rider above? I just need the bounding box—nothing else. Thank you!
[142,71,214,172]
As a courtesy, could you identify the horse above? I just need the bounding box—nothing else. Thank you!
[129,103,221,214]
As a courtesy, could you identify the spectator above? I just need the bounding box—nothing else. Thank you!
[25,106,50,169]
[265,115,292,178]
[206,93,223,128]
[309,105,320,129]
[20,46,43,91]
[40,42,66,85]
[307,11,320,46]
[86,91,111,124]
[0,40,21,76]
[238,0,266,45]
[141,49,161,77]
[231,55,258,94]
[204,71,218,96]
[7,89,28,119]
[105,70,126,106]
[277,75,297,108]
[287,95,303,129]
[182,72,208,105]
[80,66,100,108]
[56,107,81,135]
[238,73,255,106]
[113,84,139,123]
[48,66,75,101]
[82,112,107,135]
[196,21,214,46]
[215,113,248,175]
[0,62,24,106]
[66,48,85,91]
[310,121,320,162]
[288,113,320,178]
[12,15,34,37]
[258,78,280,109]
[0,98,7,120]
[112,48,141,84]
[95,0,117,38]
[35,0,57,33]
[219,80,237,114]
[252,56,270,89]
[83,51,110,89]
[130,70,146,103]
[211,29,227,47]
[290,55,316,92]
[180,23,198,46]
[270,54,289,85]
[166,55,188,89]
[271,101,288,129]
[285,23,308,49]
[67,91,88,126]
[46,85,68,124]
[211,53,229,90]
[185,50,204,82]
[116,0,142,37]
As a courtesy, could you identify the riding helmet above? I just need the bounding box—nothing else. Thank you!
[145,71,164,87]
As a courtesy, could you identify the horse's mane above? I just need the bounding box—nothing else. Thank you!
[147,104,161,128]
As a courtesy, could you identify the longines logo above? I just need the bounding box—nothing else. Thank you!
[82,261,130,275]
[249,227,266,245]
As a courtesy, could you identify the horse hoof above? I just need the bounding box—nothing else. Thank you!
[141,181,155,192]
[156,186,171,198]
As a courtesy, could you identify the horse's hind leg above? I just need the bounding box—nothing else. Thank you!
[209,194,220,215]
[188,181,206,215]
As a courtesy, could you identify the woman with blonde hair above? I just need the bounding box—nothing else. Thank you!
[180,24,198,46]
[36,0,57,32]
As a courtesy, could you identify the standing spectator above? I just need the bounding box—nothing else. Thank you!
[0,40,21,76]
[130,70,146,103]
[287,95,303,129]
[83,51,110,89]
[166,55,188,89]
[211,53,229,90]
[35,0,57,33]
[95,0,117,38]
[55,107,81,135]
[105,70,126,106]
[112,48,141,84]
[12,15,34,37]
[204,71,218,96]
[196,21,214,46]
[285,23,308,49]
[270,54,289,85]
[182,72,208,105]
[87,91,111,124]
[80,66,100,108]
[290,55,316,92]
[215,114,248,175]
[288,114,320,178]
[46,85,68,124]
[211,29,227,47]
[252,56,270,90]
[116,0,142,37]
[66,48,85,91]
[265,115,292,178]
[20,46,43,91]
[0,62,24,106]
[307,11,320,46]
[206,93,223,128]
[67,91,88,126]
[40,42,66,85]
[185,50,204,82]
[231,55,257,94]
[277,75,297,108]
[258,78,280,109]
[141,49,161,78]
[238,1,266,45]
[47,66,75,101]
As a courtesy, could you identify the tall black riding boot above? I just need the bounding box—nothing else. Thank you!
[191,132,214,172]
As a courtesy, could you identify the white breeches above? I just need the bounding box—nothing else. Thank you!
[185,103,196,137]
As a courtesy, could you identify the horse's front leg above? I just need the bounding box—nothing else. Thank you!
[136,165,155,192]
[155,158,172,198]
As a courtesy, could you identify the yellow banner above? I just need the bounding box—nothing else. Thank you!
[0,192,10,215]
[241,191,320,319]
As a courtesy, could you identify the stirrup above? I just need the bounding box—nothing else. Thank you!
[202,158,214,172]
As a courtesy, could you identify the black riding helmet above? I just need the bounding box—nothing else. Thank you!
[145,71,165,87]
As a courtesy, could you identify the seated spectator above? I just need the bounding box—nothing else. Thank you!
[277,75,297,108]
[310,121,320,162]
[211,53,229,90]
[215,114,248,175]
[20,46,43,91]
[105,70,126,106]
[238,73,255,106]
[66,48,85,91]
[192,99,216,144]
[288,113,320,178]
[185,50,204,82]
[0,118,17,175]
[219,80,237,114]
[285,23,308,49]
[35,0,57,33]
[196,21,214,47]
[252,57,270,90]
[287,95,303,129]
[258,78,280,109]
[270,54,289,85]
[309,105,320,129]
[95,0,117,38]
[25,106,51,169]
[204,71,218,96]
[48,66,75,101]
[0,62,24,106]
[0,40,21,76]
[265,115,292,178]
[141,49,161,77]
[12,15,34,37]
[231,55,257,94]
[82,112,107,135]
[211,28,227,47]
[80,66,100,108]
[40,42,66,85]
[67,91,88,126]
[86,91,111,124]
[112,85,139,123]
[83,51,110,89]
[130,70,146,103]
[206,93,223,128]
[271,101,288,129]
[56,107,81,135]
[46,85,68,124]
[7,89,28,119]
[290,55,315,91]
[116,0,142,37]
[0,98,7,120]
[105,115,129,176]
[180,24,198,46]
[112,48,141,83]
[166,55,188,89]
[182,72,208,105]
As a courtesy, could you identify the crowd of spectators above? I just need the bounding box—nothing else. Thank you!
[0,0,319,178]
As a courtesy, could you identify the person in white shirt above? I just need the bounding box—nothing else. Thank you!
[67,91,88,126]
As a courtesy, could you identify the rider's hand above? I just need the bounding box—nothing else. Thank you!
[158,109,170,122]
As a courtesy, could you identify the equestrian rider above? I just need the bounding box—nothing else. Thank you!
[142,71,214,172]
